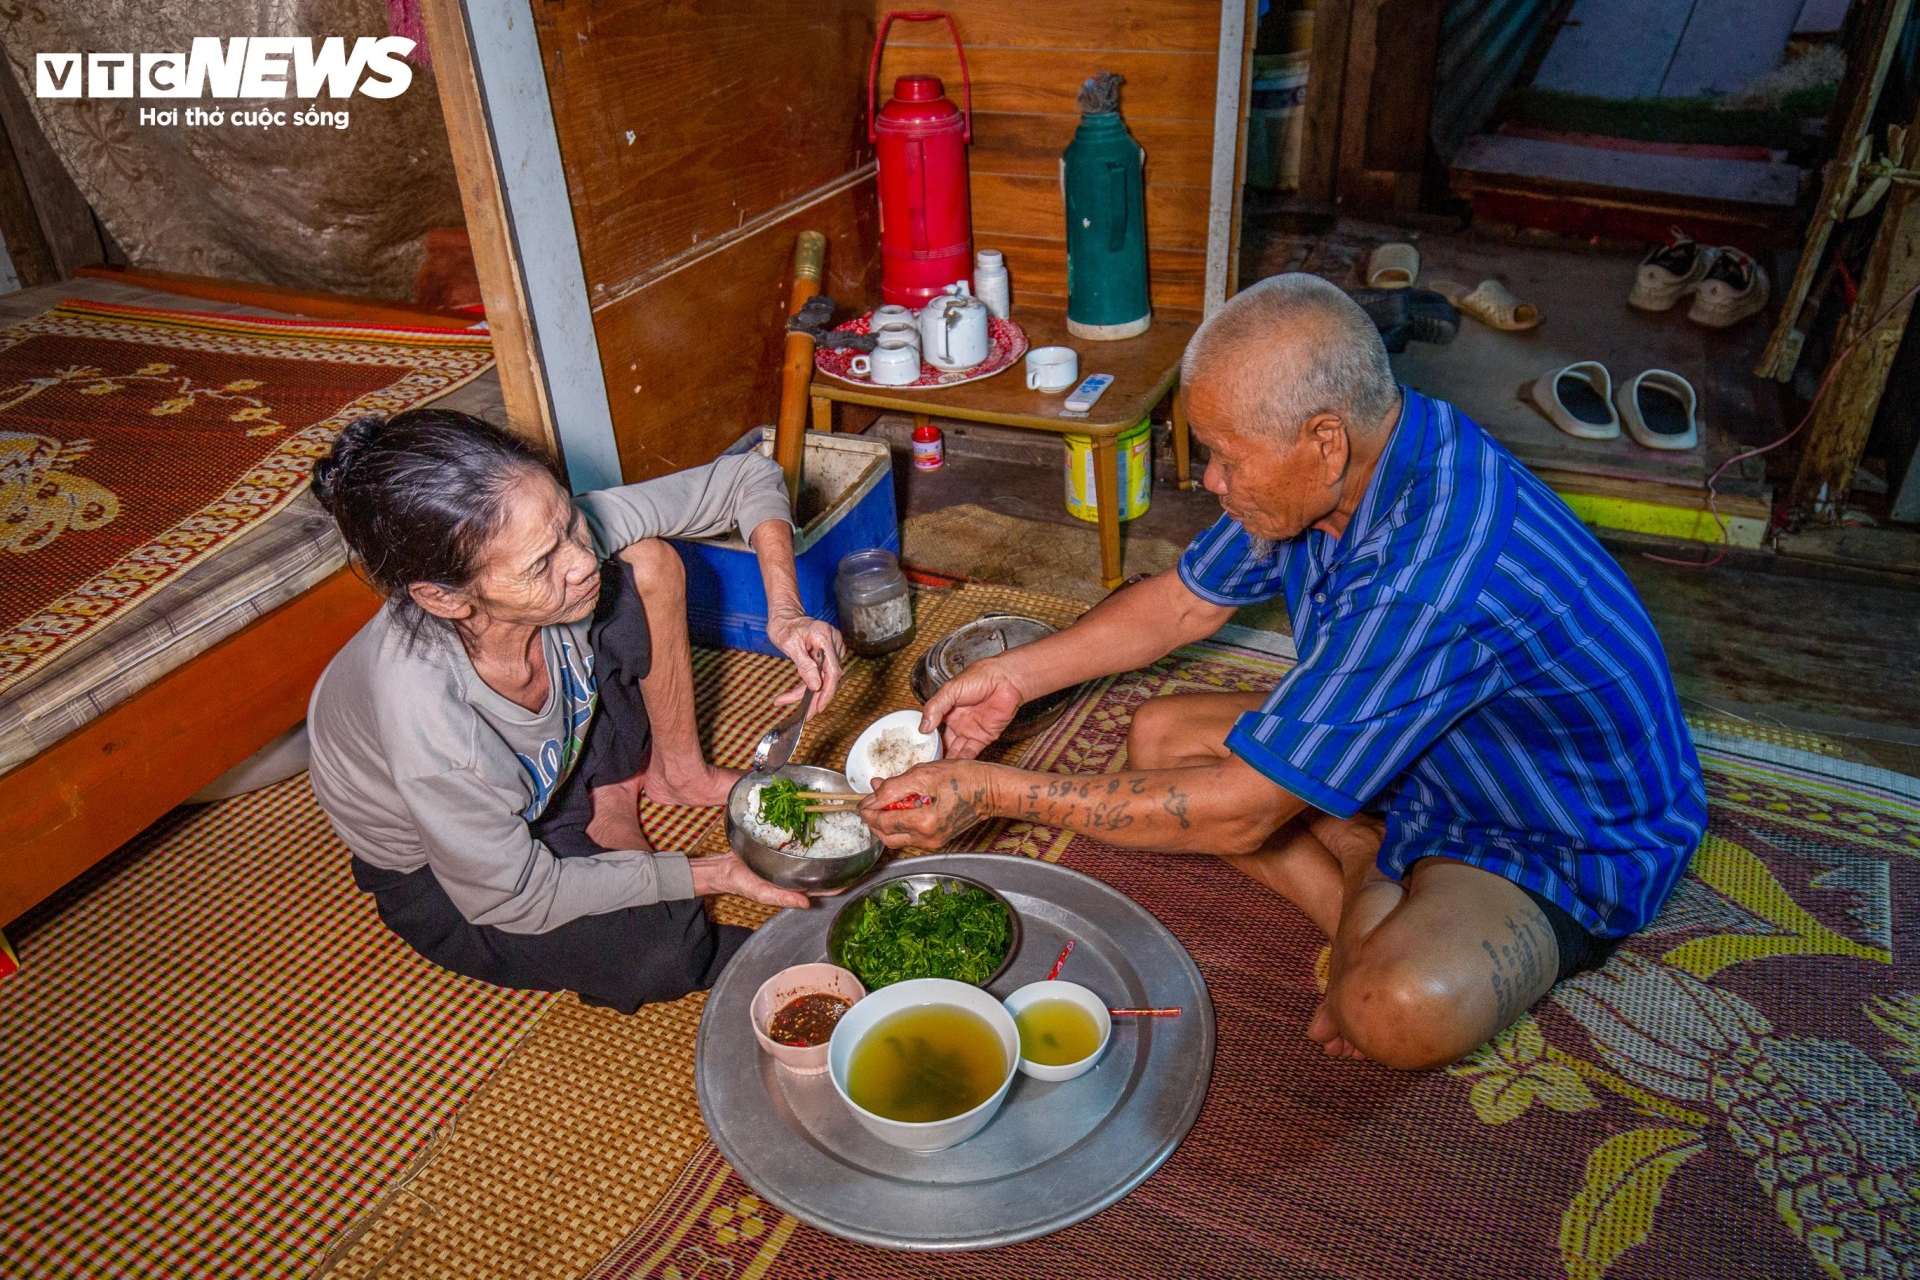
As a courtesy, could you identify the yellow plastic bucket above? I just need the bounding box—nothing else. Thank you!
[1064,420,1152,523]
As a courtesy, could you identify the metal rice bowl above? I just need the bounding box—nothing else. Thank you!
[910,613,1085,739]
[726,765,882,893]
[826,870,1023,990]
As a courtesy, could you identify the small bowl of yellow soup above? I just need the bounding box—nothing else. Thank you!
[826,977,1020,1152]
[1003,980,1112,1082]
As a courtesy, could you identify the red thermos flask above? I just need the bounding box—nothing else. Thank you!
[868,12,974,309]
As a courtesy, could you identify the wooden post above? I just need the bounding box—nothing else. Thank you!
[774,231,826,501]
[1299,0,1353,206]
[1757,0,1914,381]
[1092,434,1123,588]
[0,111,56,288]
[1788,153,1920,522]
[1171,387,1193,490]
[418,0,558,459]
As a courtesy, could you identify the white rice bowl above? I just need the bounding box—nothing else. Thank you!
[744,782,874,859]
[845,709,944,793]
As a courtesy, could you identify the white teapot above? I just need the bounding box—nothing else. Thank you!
[918,283,991,372]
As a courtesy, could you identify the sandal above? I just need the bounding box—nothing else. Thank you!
[1531,361,1619,441]
[1615,369,1698,450]
[1431,277,1541,331]
[1365,242,1420,290]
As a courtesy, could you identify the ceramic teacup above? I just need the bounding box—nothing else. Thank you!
[870,303,915,333]
[1026,345,1079,393]
[852,338,922,386]
[872,319,921,350]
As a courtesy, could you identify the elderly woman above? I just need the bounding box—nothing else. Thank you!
[307,409,841,1012]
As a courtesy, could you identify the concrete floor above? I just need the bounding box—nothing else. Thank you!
[1240,215,1782,490]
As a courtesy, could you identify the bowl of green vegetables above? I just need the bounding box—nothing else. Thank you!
[827,872,1021,990]
[728,765,883,893]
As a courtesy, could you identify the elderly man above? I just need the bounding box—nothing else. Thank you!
[862,273,1705,1070]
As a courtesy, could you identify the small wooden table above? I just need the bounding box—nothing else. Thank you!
[809,307,1199,589]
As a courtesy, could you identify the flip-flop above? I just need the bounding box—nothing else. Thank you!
[1615,369,1698,451]
[1531,361,1619,440]
[1431,277,1541,331]
[1365,242,1420,290]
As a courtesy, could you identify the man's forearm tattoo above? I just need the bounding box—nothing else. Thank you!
[1014,774,1194,836]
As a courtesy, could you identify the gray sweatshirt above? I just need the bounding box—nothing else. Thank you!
[307,451,790,934]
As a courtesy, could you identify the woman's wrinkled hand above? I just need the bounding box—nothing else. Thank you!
[689,851,811,910]
[766,610,845,710]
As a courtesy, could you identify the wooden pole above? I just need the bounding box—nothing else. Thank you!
[774,230,826,501]
[1756,0,1913,381]
[1788,150,1920,522]
[417,0,559,459]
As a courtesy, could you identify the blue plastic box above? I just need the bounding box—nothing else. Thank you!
[672,428,899,656]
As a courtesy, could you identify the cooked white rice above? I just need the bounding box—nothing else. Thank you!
[866,726,934,781]
[744,782,873,859]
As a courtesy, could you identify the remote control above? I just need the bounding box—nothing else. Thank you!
[1062,373,1114,413]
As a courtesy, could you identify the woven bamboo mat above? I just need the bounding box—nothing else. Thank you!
[0,774,552,1279]
[317,583,1086,1280]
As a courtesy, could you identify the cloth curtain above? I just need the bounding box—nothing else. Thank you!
[0,0,463,299]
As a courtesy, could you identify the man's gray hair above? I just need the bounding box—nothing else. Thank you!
[1181,273,1400,439]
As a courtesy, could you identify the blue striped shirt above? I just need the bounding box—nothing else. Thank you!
[1178,388,1704,936]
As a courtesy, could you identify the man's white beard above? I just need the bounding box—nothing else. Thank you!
[1246,534,1278,561]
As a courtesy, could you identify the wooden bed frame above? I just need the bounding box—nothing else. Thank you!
[0,269,479,926]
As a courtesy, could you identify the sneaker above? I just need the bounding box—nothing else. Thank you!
[1686,248,1770,329]
[1628,230,1715,312]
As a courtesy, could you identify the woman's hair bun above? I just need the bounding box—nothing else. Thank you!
[311,415,387,514]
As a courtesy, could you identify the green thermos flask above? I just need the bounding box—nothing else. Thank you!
[1063,72,1150,340]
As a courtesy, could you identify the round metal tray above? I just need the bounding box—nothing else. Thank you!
[695,853,1215,1252]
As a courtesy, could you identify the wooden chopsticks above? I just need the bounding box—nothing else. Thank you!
[799,788,863,813]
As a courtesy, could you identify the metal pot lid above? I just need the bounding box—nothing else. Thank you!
[926,614,1059,684]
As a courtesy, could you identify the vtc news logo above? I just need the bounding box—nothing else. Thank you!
[35,37,416,100]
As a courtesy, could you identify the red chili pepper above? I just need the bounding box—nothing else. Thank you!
[879,793,934,811]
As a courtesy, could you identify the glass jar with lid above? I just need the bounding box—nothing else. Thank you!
[834,548,915,657]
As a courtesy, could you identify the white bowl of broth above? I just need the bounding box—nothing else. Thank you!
[826,977,1019,1152]
[1002,980,1111,1082]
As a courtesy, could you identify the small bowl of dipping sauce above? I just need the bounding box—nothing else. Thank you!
[751,963,865,1074]
[1002,980,1112,1082]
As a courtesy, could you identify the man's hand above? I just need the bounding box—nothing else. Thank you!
[766,608,845,710]
[858,759,999,849]
[920,657,1025,759]
[689,851,811,909]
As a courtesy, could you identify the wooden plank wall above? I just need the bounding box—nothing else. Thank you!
[530,0,881,481]
[875,1,1221,314]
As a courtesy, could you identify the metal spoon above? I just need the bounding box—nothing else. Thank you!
[751,687,814,773]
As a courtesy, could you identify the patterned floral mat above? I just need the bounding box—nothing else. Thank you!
[0,301,493,695]
[581,616,1920,1280]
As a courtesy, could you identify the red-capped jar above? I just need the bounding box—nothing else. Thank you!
[911,421,944,470]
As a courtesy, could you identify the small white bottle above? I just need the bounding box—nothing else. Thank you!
[974,248,1010,320]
